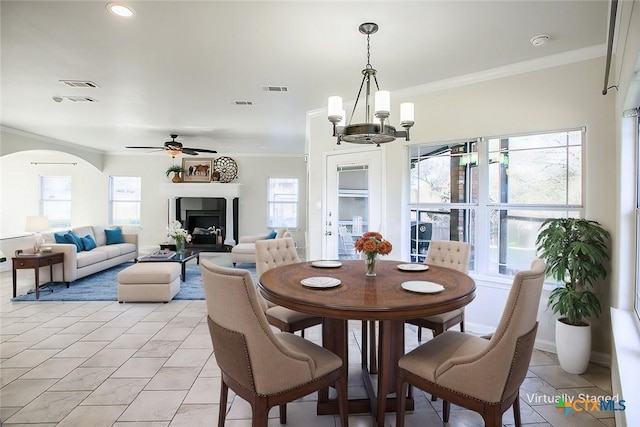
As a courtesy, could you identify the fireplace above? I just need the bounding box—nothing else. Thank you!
[164,183,241,246]
[185,210,225,243]
[176,197,236,247]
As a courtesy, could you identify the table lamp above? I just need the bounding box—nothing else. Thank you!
[26,216,49,253]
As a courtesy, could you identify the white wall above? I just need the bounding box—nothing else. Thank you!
[307,56,615,357]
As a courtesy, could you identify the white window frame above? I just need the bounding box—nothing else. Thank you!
[267,177,299,229]
[409,128,585,279]
[40,175,71,228]
[635,115,640,321]
[109,176,142,226]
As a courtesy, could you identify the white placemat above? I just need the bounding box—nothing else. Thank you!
[401,281,444,294]
[301,277,341,288]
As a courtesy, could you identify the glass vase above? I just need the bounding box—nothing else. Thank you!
[175,237,186,255]
[365,253,378,277]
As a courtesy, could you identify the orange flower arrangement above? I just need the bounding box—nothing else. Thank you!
[355,231,393,256]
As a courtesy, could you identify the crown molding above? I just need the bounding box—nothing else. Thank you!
[309,43,607,119]
[394,44,606,99]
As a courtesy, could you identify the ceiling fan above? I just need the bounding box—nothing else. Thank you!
[126,134,217,158]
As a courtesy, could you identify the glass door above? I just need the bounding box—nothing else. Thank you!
[323,150,382,259]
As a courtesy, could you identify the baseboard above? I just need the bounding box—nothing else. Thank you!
[466,321,611,367]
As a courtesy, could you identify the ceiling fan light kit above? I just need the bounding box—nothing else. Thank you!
[327,22,415,147]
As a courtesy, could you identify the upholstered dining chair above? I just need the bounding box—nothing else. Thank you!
[255,237,323,338]
[396,259,546,427]
[407,240,471,341]
[200,259,348,427]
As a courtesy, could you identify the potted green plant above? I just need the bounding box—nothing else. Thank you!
[166,165,184,183]
[535,218,610,374]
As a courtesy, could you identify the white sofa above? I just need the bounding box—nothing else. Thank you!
[231,229,291,266]
[40,225,138,285]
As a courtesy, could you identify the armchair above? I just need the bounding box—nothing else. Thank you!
[407,240,471,341]
[231,229,291,266]
[200,259,348,427]
[255,237,323,338]
[396,259,546,427]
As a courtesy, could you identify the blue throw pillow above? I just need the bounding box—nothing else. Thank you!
[54,231,70,244]
[266,230,277,239]
[63,232,83,252]
[81,235,97,251]
[105,228,124,244]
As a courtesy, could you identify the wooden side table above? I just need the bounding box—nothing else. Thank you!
[12,250,65,299]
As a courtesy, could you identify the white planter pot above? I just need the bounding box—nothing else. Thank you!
[555,318,591,374]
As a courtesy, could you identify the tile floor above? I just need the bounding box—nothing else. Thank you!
[1,263,615,426]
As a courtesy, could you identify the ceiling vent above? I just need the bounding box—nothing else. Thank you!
[230,101,253,106]
[59,80,100,88]
[261,85,288,92]
[63,96,98,102]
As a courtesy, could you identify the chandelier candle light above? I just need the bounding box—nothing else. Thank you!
[327,22,415,147]
[355,231,393,277]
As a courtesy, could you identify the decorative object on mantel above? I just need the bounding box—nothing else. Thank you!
[182,158,214,182]
[165,164,184,183]
[214,156,238,183]
[355,231,392,277]
[327,22,415,147]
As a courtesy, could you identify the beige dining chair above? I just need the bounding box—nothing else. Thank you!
[407,240,471,341]
[396,259,546,427]
[255,237,323,337]
[200,259,349,427]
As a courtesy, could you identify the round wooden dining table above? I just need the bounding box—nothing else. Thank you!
[259,259,476,427]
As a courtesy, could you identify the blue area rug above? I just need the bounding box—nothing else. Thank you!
[11,260,258,302]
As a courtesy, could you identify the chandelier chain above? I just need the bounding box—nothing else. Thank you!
[366,33,372,69]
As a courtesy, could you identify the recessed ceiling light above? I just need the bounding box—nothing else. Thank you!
[106,2,136,18]
[530,35,550,47]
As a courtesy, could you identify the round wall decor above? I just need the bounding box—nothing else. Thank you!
[214,157,238,183]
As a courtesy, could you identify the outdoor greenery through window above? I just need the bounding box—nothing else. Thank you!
[40,176,71,228]
[109,176,141,226]
[267,178,299,228]
[409,129,583,278]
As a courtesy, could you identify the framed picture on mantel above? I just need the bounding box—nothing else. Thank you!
[182,158,213,182]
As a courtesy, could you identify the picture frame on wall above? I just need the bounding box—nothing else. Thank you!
[182,158,214,182]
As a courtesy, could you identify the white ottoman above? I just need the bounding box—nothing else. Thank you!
[118,262,181,303]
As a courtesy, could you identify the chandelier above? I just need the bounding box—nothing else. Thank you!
[327,22,414,147]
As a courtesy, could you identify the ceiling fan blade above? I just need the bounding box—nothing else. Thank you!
[181,148,200,155]
[126,146,165,149]
[186,147,218,153]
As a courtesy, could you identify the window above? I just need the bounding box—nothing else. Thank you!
[40,176,71,228]
[267,178,299,228]
[409,129,583,278]
[109,176,141,226]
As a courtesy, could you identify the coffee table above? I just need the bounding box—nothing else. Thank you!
[137,250,199,282]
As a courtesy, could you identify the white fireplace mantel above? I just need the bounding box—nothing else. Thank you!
[162,183,241,245]
[162,182,241,198]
